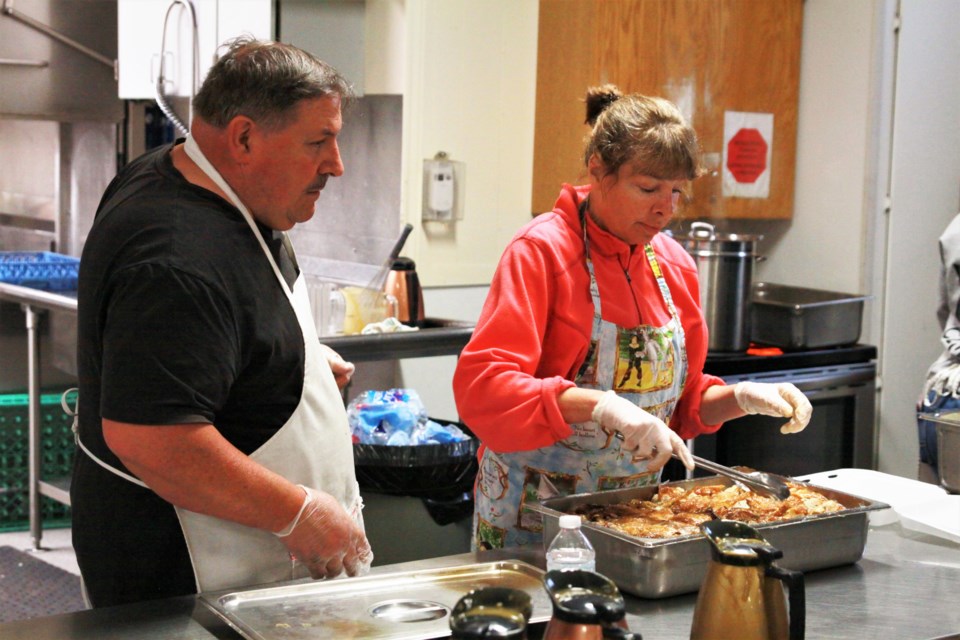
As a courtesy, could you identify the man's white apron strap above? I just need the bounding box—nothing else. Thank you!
[62,387,148,489]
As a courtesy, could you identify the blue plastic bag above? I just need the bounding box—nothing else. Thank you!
[346,388,469,445]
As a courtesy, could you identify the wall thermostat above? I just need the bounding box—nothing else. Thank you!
[422,151,464,222]
[428,164,455,212]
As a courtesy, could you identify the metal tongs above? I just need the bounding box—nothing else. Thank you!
[681,454,791,501]
[614,431,792,500]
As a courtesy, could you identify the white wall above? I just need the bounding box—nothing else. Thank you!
[398,285,488,422]
[752,1,876,296]
[401,0,539,286]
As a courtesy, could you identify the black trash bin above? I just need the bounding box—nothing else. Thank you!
[353,420,479,564]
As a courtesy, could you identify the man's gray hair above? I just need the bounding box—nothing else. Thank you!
[193,36,354,130]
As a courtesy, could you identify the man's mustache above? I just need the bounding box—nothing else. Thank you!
[309,175,330,191]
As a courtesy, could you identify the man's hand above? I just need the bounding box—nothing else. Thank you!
[274,485,373,579]
[319,343,355,390]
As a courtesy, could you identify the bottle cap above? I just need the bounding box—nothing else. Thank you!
[558,514,581,529]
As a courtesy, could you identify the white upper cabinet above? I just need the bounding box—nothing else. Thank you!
[118,0,274,100]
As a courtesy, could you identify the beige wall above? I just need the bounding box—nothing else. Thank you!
[401,0,539,286]
[753,0,875,297]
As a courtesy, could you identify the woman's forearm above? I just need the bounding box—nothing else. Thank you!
[699,384,746,426]
[557,386,607,424]
[560,384,745,429]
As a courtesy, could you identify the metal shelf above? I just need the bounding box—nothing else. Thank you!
[39,476,71,506]
[0,282,77,549]
[320,318,474,362]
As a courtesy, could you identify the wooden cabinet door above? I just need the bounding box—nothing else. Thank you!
[532,0,802,220]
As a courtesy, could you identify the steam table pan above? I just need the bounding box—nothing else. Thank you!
[200,560,551,640]
[750,282,871,349]
[530,475,889,599]
[918,410,960,493]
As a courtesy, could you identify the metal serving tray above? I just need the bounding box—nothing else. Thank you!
[199,560,552,640]
[530,476,889,599]
[750,282,871,349]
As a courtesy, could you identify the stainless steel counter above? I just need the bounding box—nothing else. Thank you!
[1,524,958,639]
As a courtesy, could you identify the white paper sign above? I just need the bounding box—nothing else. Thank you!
[722,111,773,198]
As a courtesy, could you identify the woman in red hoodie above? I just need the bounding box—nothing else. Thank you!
[453,85,812,550]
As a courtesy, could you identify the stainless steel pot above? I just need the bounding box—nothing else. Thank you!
[676,222,763,353]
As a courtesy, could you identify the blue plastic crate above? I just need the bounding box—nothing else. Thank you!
[0,251,80,291]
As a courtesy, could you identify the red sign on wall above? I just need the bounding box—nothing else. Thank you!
[726,128,768,184]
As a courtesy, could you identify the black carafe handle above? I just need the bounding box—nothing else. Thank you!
[766,564,805,640]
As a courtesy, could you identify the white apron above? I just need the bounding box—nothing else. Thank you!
[74,136,363,593]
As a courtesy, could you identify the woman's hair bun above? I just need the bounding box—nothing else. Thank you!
[584,84,623,125]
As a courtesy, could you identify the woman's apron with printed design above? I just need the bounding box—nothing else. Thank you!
[473,218,688,550]
[72,135,364,593]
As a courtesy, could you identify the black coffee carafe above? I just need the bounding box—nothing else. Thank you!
[384,256,425,326]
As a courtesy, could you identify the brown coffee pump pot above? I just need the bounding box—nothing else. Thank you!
[542,570,642,640]
[690,520,805,640]
[384,256,425,326]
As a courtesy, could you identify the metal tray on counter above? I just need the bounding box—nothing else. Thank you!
[199,560,552,640]
[529,475,889,599]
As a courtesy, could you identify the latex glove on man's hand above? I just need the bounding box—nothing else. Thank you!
[733,381,812,434]
[318,343,355,390]
[274,485,373,579]
[592,390,694,472]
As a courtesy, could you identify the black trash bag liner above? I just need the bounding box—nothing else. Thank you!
[353,420,479,498]
[421,490,474,526]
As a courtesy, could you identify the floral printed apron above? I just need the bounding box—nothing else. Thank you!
[473,215,688,550]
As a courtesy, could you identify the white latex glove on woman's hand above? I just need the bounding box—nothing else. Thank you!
[319,343,355,390]
[733,381,812,434]
[592,390,694,471]
[274,485,373,579]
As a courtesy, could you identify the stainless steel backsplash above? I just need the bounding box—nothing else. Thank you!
[287,94,404,274]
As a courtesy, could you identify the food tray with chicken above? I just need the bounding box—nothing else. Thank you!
[529,474,889,599]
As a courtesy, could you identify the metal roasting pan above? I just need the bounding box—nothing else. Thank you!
[529,474,890,599]
[199,560,552,640]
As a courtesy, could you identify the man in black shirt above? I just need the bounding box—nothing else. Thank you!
[72,37,372,607]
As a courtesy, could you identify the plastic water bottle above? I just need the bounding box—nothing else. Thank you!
[545,515,596,572]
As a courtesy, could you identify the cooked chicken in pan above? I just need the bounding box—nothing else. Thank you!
[571,481,845,539]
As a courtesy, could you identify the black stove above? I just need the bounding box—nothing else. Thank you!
[704,343,877,377]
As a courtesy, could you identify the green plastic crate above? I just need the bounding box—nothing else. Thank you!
[0,389,77,532]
